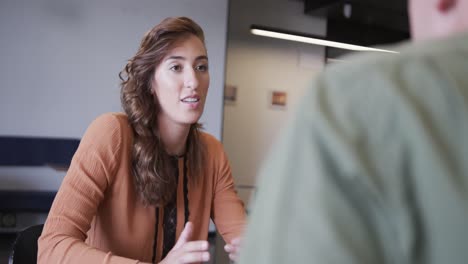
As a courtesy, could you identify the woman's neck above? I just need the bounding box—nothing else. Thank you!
[157,116,191,157]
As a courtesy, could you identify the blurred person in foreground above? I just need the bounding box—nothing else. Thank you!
[239,0,468,263]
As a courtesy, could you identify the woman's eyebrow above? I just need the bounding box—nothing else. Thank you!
[195,55,208,61]
[165,55,208,61]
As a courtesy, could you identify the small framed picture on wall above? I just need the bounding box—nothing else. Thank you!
[224,84,237,105]
[270,90,287,110]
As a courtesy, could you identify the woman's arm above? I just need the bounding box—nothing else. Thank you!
[209,141,247,260]
[38,114,143,264]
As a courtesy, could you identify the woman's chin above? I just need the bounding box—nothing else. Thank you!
[182,117,202,125]
[186,113,203,124]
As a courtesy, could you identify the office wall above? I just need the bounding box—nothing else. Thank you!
[218,0,327,261]
[0,0,228,140]
[223,0,327,203]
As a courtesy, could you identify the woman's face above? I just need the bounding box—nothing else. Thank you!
[152,34,210,128]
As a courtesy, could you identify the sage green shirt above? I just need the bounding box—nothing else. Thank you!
[239,32,468,264]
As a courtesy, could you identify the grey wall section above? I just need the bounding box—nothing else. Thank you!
[0,0,228,140]
[223,0,326,202]
[217,1,326,263]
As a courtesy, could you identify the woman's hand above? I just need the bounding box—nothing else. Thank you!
[224,237,242,262]
[159,222,210,264]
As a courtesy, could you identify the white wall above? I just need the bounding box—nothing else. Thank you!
[0,0,228,140]
[224,39,324,185]
[223,0,327,202]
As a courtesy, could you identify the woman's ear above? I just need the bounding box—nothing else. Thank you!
[149,82,156,95]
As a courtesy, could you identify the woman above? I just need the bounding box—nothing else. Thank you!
[38,17,246,264]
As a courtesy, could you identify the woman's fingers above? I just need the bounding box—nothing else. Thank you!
[173,222,194,250]
[229,253,238,262]
[172,241,210,263]
[161,222,211,264]
[224,237,242,253]
[168,240,210,264]
[224,236,243,262]
[179,251,210,263]
[181,240,209,252]
[230,237,242,246]
[224,243,233,253]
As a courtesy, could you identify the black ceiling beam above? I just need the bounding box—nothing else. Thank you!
[304,0,409,33]
[305,0,340,14]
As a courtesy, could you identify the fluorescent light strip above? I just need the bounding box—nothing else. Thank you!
[251,28,398,54]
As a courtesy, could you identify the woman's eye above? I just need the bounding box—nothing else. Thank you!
[170,65,182,72]
[196,64,208,72]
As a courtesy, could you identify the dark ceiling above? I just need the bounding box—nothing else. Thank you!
[304,0,409,32]
[303,0,410,52]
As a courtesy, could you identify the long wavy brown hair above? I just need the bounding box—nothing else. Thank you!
[119,17,206,206]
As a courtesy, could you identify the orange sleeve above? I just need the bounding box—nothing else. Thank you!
[210,141,247,244]
[37,114,142,264]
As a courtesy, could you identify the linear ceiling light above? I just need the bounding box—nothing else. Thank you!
[250,25,398,54]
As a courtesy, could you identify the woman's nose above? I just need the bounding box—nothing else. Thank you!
[184,68,199,89]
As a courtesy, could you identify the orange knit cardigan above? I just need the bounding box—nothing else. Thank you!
[38,113,246,263]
